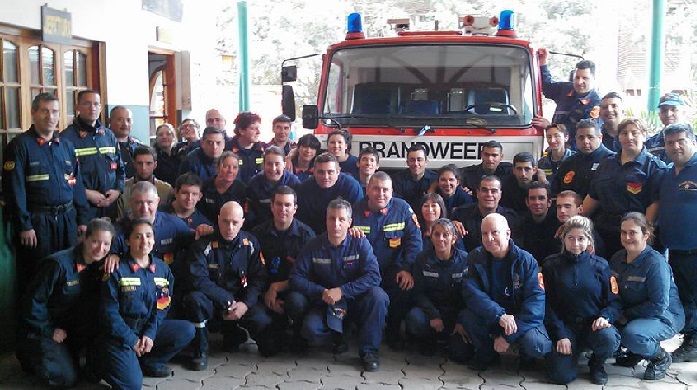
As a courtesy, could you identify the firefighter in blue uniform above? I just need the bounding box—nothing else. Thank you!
[289,198,388,372]
[159,173,213,230]
[184,201,276,371]
[2,93,90,290]
[227,112,265,184]
[543,216,621,385]
[251,186,316,352]
[99,218,194,389]
[109,105,141,179]
[583,118,664,257]
[197,151,248,223]
[296,153,364,234]
[352,171,422,350]
[645,93,687,164]
[659,124,697,362]
[610,212,685,380]
[460,140,513,193]
[551,119,615,199]
[461,213,551,371]
[538,49,601,150]
[178,126,226,181]
[61,90,124,221]
[16,218,114,388]
[246,146,301,226]
[406,218,472,361]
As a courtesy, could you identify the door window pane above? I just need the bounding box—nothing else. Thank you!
[65,91,75,123]
[0,87,4,127]
[77,52,87,86]
[3,40,18,83]
[64,51,74,86]
[6,86,19,128]
[42,47,55,86]
[29,45,40,84]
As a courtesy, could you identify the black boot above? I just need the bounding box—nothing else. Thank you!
[644,349,671,380]
[255,328,282,358]
[190,327,209,371]
[672,337,697,363]
[588,354,608,385]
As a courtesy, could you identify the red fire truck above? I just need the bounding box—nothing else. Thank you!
[282,10,544,169]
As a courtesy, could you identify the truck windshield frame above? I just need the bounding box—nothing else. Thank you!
[322,43,535,128]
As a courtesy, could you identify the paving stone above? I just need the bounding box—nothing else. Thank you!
[478,370,523,385]
[170,368,217,382]
[201,376,246,389]
[320,374,361,389]
[478,385,519,390]
[255,360,293,375]
[215,363,256,378]
[361,369,404,384]
[439,372,483,390]
[286,368,324,382]
[156,378,203,389]
[641,382,688,390]
[356,384,401,390]
[566,381,603,390]
[278,380,323,390]
[143,376,173,387]
[244,371,286,387]
[398,377,443,390]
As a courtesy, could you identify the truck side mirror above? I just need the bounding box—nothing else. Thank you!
[281,65,297,83]
[302,105,318,129]
[282,85,296,121]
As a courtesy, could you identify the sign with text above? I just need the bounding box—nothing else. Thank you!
[41,6,72,45]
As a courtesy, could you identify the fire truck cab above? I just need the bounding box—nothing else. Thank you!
[282,10,544,170]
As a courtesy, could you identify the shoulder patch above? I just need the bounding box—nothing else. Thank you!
[3,161,15,170]
[563,170,575,185]
[589,105,600,119]
[610,276,619,294]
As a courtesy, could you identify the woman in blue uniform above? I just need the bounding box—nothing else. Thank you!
[326,129,358,177]
[17,218,114,388]
[406,219,472,362]
[197,151,248,222]
[417,193,465,253]
[610,212,684,380]
[99,218,194,389]
[543,216,621,385]
[583,118,665,257]
[435,164,473,214]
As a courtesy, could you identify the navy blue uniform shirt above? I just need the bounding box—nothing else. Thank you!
[296,173,364,234]
[246,171,301,224]
[392,168,437,211]
[659,153,697,250]
[188,231,267,309]
[197,176,248,223]
[252,218,316,284]
[551,144,615,198]
[462,241,545,343]
[227,136,265,184]
[413,247,468,320]
[178,148,216,182]
[542,251,622,340]
[289,233,382,301]
[3,126,90,230]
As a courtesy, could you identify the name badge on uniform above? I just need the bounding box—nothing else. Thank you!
[591,163,600,171]
[255,157,263,165]
[423,271,439,278]
[313,257,331,265]
[452,272,463,278]
[627,276,646,283]
[110,162,117,170]
[66,279,80,287]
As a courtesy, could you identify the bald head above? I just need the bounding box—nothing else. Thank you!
[218,201,244,240]
[481,213,511,258]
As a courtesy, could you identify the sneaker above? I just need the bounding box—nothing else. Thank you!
[672,338,697,363]
[141,364,171,378]
[614,350,643,367]
[362,352,380,372]
[588,355,608,385]
[644,350,671,380]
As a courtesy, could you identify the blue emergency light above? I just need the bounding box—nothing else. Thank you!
[346,13,365,40]
[496,10,517,37]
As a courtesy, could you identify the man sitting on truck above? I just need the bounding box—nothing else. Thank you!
[538,48,601,151]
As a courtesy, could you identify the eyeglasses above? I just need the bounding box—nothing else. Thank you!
[79,102,101,108]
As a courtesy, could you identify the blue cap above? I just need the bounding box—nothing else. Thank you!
[326,300,347,333]
[658,93,685,107]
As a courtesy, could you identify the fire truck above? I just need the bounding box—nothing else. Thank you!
[281,10,544,169]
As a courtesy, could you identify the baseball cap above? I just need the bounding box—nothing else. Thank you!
[658,93,685,107]
[326,300,347,333]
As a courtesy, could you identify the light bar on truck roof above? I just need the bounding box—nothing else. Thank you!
[496,10,517,38]
[346,13,365,40]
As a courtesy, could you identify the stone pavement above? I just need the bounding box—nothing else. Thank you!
[1,335,696,389]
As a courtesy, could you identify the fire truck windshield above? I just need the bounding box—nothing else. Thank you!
[322,43,535,128]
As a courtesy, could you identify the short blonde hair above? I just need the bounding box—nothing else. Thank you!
[560,216,594,253]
